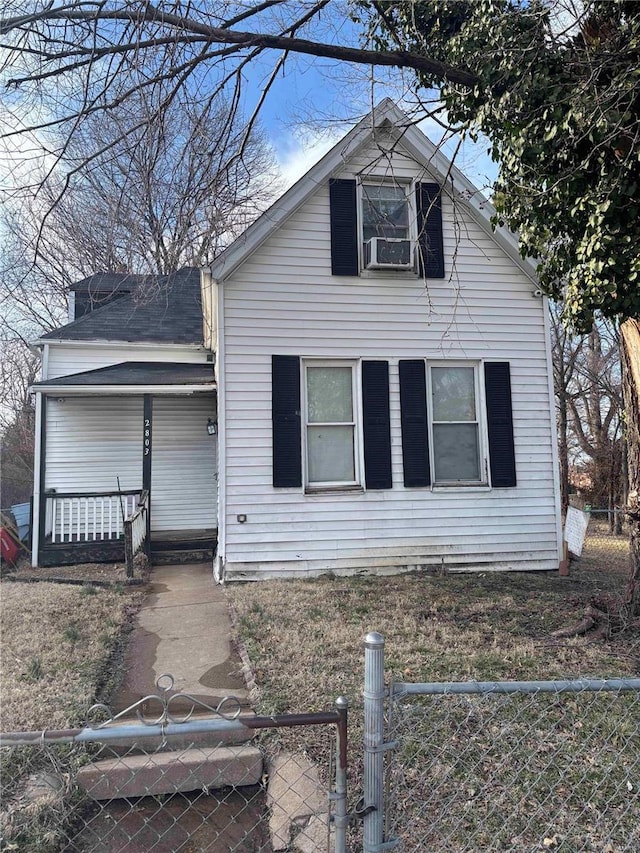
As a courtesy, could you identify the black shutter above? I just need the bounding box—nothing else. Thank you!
[272,355,302,488]
[399,360,431,487]
[415,182,445,279]
[484,362,517,488]
[362,361,392,489]
[329,179,359,276]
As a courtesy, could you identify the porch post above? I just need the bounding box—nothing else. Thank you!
[143,395,152,556]
[31,392,46,567]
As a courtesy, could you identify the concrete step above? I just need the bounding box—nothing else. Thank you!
[77,744,263,800]
[90,712,257,755]
[152,549,214,565]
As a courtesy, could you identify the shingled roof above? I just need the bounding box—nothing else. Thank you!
[41,268,204,345]
[33,361,215,390]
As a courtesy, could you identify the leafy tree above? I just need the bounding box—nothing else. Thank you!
[365,0,640,328]
[365,0,640,621]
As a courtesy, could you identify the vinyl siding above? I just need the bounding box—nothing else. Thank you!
[46,397,143,492]
[46,343,209,381]
[44,395,217,533]
[151,396,218,531]
[219,138,561,579]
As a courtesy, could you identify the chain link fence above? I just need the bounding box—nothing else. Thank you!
[363,633,640,853]
[0,685,348,853]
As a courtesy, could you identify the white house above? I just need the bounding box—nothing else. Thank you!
[31,269,218,567]
[31,100,562,578]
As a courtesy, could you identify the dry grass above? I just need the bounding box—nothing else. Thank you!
[228,521,639,849]
[1,577,145,851]
[229,521,638,721]
[1,581,144,732]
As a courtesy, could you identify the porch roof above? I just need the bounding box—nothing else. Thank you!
[32,361,216,395]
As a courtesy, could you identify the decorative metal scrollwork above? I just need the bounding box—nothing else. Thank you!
[85,673,244,729]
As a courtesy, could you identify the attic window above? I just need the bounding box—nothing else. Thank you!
[361,182,413,270]
[362,184,410,241]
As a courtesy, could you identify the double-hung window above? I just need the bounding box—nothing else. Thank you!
[362,184,410,241]
[304,361,361,489]
[361,182,413,269]
[429,364,484,484]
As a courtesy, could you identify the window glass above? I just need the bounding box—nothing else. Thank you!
[307,366,353,422]
[433,424,480,481]
[307,426,355,482]
[431,367,476,421]
[362,184,409,241]
[305,363,358,486]
[430,365,482,482]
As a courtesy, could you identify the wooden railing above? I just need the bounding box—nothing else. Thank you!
[124,490,149,578]
[43,490,141,544]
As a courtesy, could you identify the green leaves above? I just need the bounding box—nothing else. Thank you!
[370,0,640,330]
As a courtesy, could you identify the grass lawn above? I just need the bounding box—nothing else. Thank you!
[1,580,144,732]
[0,575,144,851]
[228,520,640,851]
[229,521,637,716]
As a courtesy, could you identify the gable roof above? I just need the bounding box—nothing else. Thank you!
[40,267,204,345]
[209,98,538,284]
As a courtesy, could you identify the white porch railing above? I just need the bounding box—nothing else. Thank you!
[44,491,141,543]
[124,490,149,577]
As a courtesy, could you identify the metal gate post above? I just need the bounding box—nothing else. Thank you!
[333,696,349,853]
[363,631,385,852]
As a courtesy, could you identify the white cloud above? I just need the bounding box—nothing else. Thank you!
[275,130,343,188]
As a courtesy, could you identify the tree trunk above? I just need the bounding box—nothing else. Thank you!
[620,319,640,617]
[558,392,570,515]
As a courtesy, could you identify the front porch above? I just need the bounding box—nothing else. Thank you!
[32,361,218,568]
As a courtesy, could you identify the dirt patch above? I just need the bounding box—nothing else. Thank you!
[8,560,145,586]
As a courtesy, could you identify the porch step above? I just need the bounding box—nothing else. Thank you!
[151,547,215,565]
[77,744,263,800]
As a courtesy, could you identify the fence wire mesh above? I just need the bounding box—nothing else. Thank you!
[385,684,640,853]
[1,720,344,852]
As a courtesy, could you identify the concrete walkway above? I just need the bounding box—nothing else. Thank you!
[114,563,250,713]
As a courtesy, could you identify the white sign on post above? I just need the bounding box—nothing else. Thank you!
[564,506,590,558]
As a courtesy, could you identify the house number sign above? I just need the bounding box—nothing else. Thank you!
[144,419,151,455]
[142,396,152,491]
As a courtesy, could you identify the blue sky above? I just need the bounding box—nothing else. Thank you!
[233,16,499,194]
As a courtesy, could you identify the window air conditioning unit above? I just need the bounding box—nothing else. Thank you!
[365,237,413,269]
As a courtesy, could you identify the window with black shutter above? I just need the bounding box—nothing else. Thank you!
[330,177,444,277]
[398,359,517,489]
